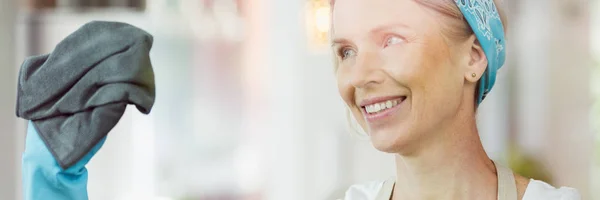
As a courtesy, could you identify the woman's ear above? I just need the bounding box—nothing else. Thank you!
[464,35,488,83]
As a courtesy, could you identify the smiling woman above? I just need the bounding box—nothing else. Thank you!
[329,0,581,200]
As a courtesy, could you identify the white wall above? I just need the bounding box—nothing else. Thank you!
[260,0,306,199]
[0,0,20,199]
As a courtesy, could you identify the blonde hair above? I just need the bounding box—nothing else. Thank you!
[415,0,508,40]
[331,0,508,135]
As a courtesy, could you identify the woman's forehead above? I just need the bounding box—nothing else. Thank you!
[332,0,434,37]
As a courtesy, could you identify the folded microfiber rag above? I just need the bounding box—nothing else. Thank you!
[16,21,155,169]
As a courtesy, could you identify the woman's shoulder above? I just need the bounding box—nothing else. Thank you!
[523,179,581,200]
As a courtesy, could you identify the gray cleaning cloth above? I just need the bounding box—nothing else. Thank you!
[16,21,155,169]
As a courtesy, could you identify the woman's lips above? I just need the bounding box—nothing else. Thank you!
[361,97,406,124]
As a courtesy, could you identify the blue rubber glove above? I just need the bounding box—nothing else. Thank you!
[22,121,106,200]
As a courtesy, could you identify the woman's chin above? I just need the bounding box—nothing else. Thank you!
[369,129,414,154]
[371,133,404,153]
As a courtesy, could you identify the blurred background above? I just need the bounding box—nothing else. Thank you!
[0,0,598,199]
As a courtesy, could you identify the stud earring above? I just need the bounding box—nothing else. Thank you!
[471,73,477,78]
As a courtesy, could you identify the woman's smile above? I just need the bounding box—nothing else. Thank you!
[359,96,407,125]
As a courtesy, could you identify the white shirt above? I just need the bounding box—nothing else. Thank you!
[342,179,581,200]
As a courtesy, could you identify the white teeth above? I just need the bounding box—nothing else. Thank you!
[370,104,378,112]
[365,99,402,114]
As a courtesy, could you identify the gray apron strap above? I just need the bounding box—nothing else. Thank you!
[494,161,518,200]
[375,161,518,200]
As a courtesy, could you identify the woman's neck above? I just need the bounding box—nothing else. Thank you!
[392,111,498,200]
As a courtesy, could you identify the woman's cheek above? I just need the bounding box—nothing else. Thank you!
[336,70,354,106]
[383,49,423,84]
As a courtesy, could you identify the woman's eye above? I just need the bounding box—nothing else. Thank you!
[385,36,404,47]
[340,48,356,60]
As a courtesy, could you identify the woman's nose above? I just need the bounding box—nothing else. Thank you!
[349,50,385,89]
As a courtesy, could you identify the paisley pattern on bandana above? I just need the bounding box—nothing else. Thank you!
[456,0,500,40]
[454,0,506,104]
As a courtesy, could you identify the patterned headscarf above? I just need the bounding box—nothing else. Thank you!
[454,0,506,104]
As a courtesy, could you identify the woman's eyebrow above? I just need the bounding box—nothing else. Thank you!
[331,38,351,47]
[331,23,411,47]
[369,22,411,35]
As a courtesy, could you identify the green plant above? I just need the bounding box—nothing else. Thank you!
[507,144,553,184]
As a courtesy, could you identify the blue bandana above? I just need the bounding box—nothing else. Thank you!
[454,0,506,104]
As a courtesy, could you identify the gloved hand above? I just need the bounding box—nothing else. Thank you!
[22,121,106,200]
[18,21,154,200]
